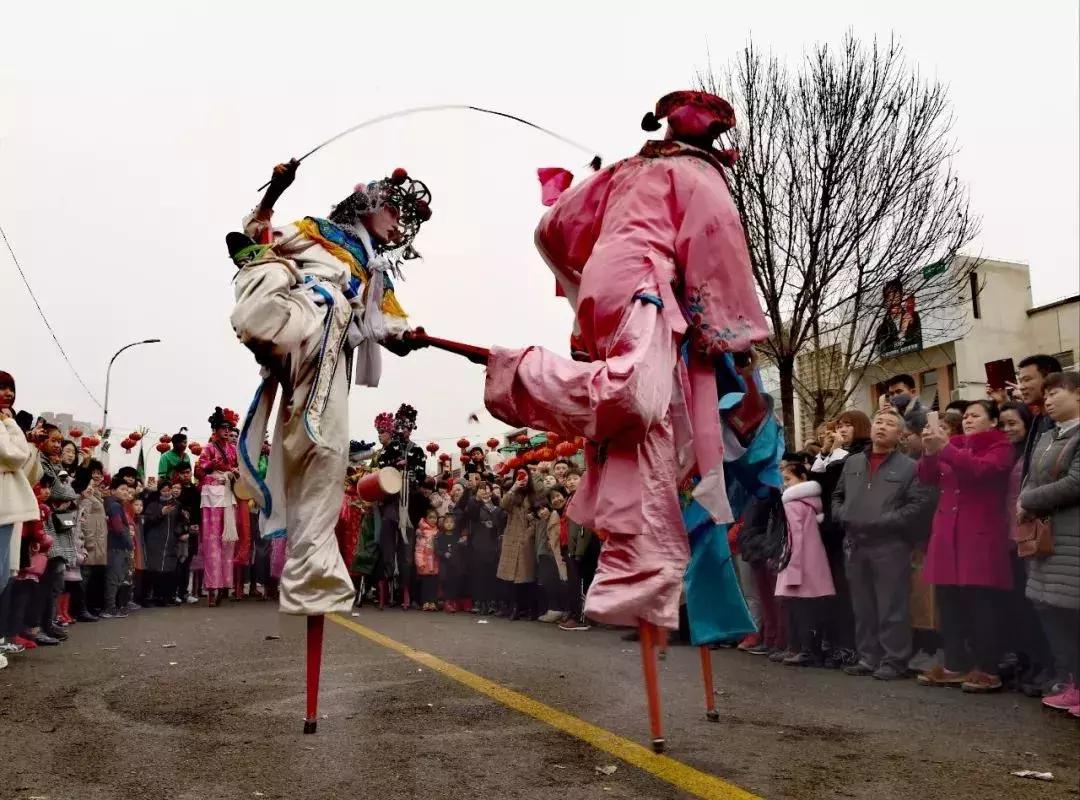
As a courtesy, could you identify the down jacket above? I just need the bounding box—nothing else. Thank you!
[1020,424,1080,610]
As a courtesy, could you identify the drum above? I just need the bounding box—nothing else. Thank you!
[233,478,255,502]
[356,467,402,502]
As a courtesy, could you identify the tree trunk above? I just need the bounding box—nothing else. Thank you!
[777,356,797,449]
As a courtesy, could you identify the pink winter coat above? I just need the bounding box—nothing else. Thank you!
[917,429,1014,590]
[775,482,835,599]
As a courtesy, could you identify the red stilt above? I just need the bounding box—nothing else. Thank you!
[377,580,387,610]
[402,586,411,611]
[638,620,665,753]
[700,646,719,722]
[304,614,325,734]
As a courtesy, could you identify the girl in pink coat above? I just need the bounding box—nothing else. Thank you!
[776,463,835,666]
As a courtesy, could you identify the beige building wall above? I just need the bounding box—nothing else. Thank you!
[1027,297,1079,369]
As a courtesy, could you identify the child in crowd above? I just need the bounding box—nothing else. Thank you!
[101,477,134,619]
[535,489,569,624]
[775,462,834,666]
[435,515,467,613]
[46,480,80,635]
[415,508,440,611]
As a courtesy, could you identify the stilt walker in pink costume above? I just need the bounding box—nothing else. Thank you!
[482,91,770,751]
[227,159,432,733]
[196,406,241,607]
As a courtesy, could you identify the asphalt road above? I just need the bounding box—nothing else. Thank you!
[1,603,1077,800]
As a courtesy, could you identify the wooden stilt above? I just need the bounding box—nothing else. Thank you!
[700,646,720,721]
[303,614,325,734]
[638,620,665,753]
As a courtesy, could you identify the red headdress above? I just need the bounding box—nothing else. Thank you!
[374,412,395,434]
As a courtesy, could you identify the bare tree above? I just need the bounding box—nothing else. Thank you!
[699,33,979,444]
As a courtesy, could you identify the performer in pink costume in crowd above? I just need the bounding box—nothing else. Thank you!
[195,406,241,607]
[483,90,770,750]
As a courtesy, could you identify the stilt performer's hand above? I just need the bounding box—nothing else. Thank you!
[401,327,490,366]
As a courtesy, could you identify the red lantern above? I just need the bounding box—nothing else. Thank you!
[456,437,470,451]
[129,432,143,442]
[86,435,101,448]
[486,437,500,450]
[155,442,170,453]
[459,453,470,464]
[120,438,135,453]
[68,427,83,439]
[546,432,560,444]
[439,453,451,463]
[506,456,522,470]
[159,434,171,445]
[539,446,555,461]
[189,442,203,456]
[555,441,575,457]
[514,433,529,445]
[426,442,440,455]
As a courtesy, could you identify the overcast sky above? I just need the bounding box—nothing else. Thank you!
[2,0,1077,460]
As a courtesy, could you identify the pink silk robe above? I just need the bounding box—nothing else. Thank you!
[485,141,769,629]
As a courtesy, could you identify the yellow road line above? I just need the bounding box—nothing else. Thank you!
[328,613,760,800]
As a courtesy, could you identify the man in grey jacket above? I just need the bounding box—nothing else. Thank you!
[833,408,936,680]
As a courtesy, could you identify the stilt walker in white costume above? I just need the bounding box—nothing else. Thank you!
[228,158,433,733]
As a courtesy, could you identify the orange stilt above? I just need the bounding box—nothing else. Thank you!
[303,614,325,734]
[638,620,665,753]
[700,646,719,722]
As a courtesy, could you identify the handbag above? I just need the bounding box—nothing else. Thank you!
[1017,433,1078,559]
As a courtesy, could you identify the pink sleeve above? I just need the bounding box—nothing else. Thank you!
[917,453,942,485]
[672,163,769,355]
[938,437,1015,481]
[484,297,675,444]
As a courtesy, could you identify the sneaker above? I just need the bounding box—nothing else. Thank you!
[961,670,1003,693]
[558,617,590,631]
[843,662,876,677]
[77,612,100,623]
[917,665,967,687]
[0,640,25,655]
[125,602,141,612]
[33,633,61,646]
[745,642,771,656]
[184,596,200,605]
[768,649,793,663]
[824,647,860,670]
[1042,681,1080,711]
[737,633,763,652]
[538,610,564,624]
[0,653,7,670]
[44,627,69,641]
[873,664,908,681]
[783,651,822,667]
[444,601,458,614]
[99,609,118,619]
[13,634,38,650]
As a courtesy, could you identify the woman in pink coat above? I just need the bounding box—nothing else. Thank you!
[775,463,835,666]
[483,91,769,749]
[917,400,1014,692]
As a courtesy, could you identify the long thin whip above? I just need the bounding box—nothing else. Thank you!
[257,104,600,190]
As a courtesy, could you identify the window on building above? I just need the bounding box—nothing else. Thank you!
[1052,350,1077,371]
[969,272,981,319]
[919,369,940,411]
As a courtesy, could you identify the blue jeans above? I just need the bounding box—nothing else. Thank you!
[0,523,13,595]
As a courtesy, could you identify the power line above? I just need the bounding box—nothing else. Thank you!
[0,221,103,409]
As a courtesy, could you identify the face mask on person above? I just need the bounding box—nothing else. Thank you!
[889,394,910,410]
